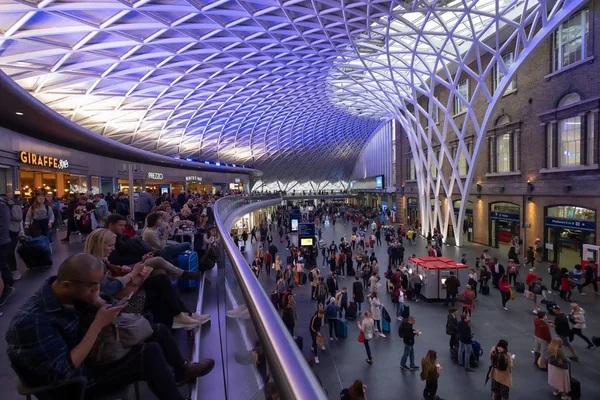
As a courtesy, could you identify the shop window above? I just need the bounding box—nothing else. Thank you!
[552,9,590,72]
[454,80,468,115]
[493,52,515,93]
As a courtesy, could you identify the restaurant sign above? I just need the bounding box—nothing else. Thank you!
[147,172,164,179]
[185,176,202,182]
[19,151,69,170]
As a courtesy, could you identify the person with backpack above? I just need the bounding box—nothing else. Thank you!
[457,313,475,371]
[336,287,350,319]
[459,285,475,317]
[315,276,328,307]
[421,350,441,400]
[549,304,578,361]
[568,303,595,349]
[506,260,519,286]
[488,339,513,400]
[353,276,365,313]
[399,316,420,370]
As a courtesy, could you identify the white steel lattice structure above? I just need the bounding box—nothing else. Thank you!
[0,0,588,244]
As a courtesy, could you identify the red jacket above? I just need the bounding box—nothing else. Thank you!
[460,289,475,310]
[499,280,511,293]
[560,277,571,291]
[525,272,538,286]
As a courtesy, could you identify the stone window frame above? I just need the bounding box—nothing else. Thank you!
[485,117,521,176]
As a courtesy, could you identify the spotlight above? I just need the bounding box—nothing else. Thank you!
[527,180,534,192]
[476,183,482,192]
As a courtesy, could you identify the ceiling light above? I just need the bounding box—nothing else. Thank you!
[216,162,220,166]
[15,111,23,116]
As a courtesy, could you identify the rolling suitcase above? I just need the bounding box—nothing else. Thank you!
[382,318,391,333]
[401,304,410,319]
[177,251,199,291]
[18,236,52,268]
[515,276,525,293]
[337,319,348,338]
[569,378,581,400]
[481,284,490,295]
[346,302,358,320]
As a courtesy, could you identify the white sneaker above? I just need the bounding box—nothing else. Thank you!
[191,313,211,325]
[397,316,403,321]
[321,345,326,351]
[379,333,386,338]
[581,292,587,296]
[503,307,509,311]
[230,309,251,319]
[533,309,539,315]
[330,337,334,341]
[314,356,320,364]
[12,272,22,281]
[172,314,201,330]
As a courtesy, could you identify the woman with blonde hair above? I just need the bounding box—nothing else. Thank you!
[85,229,205,329]
[547,338,570,400]
[569,303,595,349]
[24,192,54,238]
[421,350,441,400]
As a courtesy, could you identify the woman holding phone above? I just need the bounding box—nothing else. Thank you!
[85,229,208,329]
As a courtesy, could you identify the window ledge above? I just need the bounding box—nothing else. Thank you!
[544,56,595,80]
[540,164,598,174]
[485,171,522,178]
[502,89,517,97]
[452,111,467,118]
[405,179,417,183]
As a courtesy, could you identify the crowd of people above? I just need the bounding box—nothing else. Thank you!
[0,187,234,399]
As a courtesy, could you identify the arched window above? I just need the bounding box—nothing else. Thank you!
[558,93,581,108]
[496,115,510,126]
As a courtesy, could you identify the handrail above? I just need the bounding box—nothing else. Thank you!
[212,195,328,400]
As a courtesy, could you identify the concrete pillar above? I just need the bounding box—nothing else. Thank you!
[56,172,65,197]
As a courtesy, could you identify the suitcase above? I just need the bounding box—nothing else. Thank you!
[177,251,199,291]
[401,304,410,319]
[481,284,490,295]
[382,318,391,333]
[346,302,358,320]
[569,378,581,400]
[592,336,600,347]
[337,319,348,338]
[515,279,525,294]
[18,236,52,268]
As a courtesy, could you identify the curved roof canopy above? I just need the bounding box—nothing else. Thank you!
[0,0,547,182]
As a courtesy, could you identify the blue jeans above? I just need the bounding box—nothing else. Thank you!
[400,344,415,368]
[364,339,372,361]
[395,302,405,318]
[459,342,472,367]
[159,243,192,263]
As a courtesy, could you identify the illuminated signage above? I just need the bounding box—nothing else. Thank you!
[19,151,69,169]
[147,172,164,180]
[185,176,202,182]
[234,178,241,183]
[375,175,384,189]
[300,238,314,246]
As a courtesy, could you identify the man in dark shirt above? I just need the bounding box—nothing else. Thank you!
[457,313,474,371]
[443,271,460,306]
[6,253,214,400]
[549,304,578,361]
[399,316,420,370]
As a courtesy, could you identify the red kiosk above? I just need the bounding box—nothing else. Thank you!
[407,256,469,301]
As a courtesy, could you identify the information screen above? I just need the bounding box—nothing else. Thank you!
[291,218,299,231]
[300,237,313,246]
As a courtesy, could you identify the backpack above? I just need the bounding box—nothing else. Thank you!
[398,322,404,338]
[492,349,509,371]
[308,271,314,282]
[317,283,327,298]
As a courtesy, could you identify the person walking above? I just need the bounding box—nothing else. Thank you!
[457,313,475,372]
[568,303,595,349]
[393,286,405,321]
[499,275,511,311]
[358,311,375,364]
[444,271,460,306]
[399,316,420,371]
[488,339,513,400]
[310,266,320,300]
[264,250,273,278]
[581,261,599,295]
[548,304,578,361]
[353,276,364,313]
[546,338,571,400]
[421,350,441,400]
[559,267,572,301]
[549,263,561,291]
[526,246,535,269]
[468,268,478,298]
[370,292,385,337]
[459,285,475,317]
[446,307,459,352]
[309,308,325,365]
[336,287,350,319]
[533,311,552,369]
[315,276,328,307]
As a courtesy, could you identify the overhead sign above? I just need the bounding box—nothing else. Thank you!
[19,151,69,170]
[147,172,164,180]
[185,176,202,182]
[545,217,596,232]
[489,211,520,222]
[407,197,418,209]
[234,178,241,183]
[298,223,316,238]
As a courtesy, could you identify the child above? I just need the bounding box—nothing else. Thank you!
[559,267,572,301]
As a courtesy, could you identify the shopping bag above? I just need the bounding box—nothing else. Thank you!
[524,290,534,299]
[358,332,365,343]
[509,288,515,301]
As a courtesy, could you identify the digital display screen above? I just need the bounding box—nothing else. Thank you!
[441,278,447,285]
[300,238,313,246]
[375,175,384,189]
[291,219,299,231]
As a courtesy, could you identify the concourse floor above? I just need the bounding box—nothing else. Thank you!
[244,221,600,400]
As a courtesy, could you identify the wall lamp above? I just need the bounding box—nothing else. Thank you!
[500,186,505,193]
[476,183,482,192]
[527,180,534,192]
[527,196,534,202]
[400,185,405,195]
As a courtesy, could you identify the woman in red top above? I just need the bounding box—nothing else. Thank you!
[525,269,539,287]
[499,274,511,311]
[459,284,476,317]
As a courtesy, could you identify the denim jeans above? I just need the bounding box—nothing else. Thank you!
[400,344,415,368]
[534,337,549,366]
[445,292,456,306]
[159,242,192,263]
[364,339,372,361]
[459,342,472,367]
[395,302,404,318]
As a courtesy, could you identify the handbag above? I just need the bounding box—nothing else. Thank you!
[509,288,515,301]
[89,313,153,365]
[358,332,365,343]
[548,355,569,369]
[316,335,325,346]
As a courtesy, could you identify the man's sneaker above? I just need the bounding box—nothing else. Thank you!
[379,333,386,338]
[581,292,587,296]
[176,359,215,385]
[400,365,410,371]
[533,309,540,314]
[173,314,201,330]
[0,287,15,307]
[12,272,22,281]
[329,337,334,341]
[410,366,419,370]
[226,305,248,317]
[314,356,320,365]
[397,316,403,321]
[321,345,326,351]
[503,307,509,311]
[191,313,211,325]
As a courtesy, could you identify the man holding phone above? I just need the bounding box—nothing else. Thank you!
[6,253,214,400]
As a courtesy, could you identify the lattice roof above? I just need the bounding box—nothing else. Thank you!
[0,0,576,183]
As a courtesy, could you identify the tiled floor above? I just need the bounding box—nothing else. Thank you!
[242,220,600,400]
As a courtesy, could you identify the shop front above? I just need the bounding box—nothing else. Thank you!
[544,205,596,267]
[407,197,419,227]
[488,202,521,251]
[228,178,244,193]
[145,171,184,196]
[452,200,474,242]
[186,176,212,194]
[117,178,143,196]
[90,176,117,195]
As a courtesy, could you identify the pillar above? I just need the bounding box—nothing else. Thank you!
[56,172,65,198]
